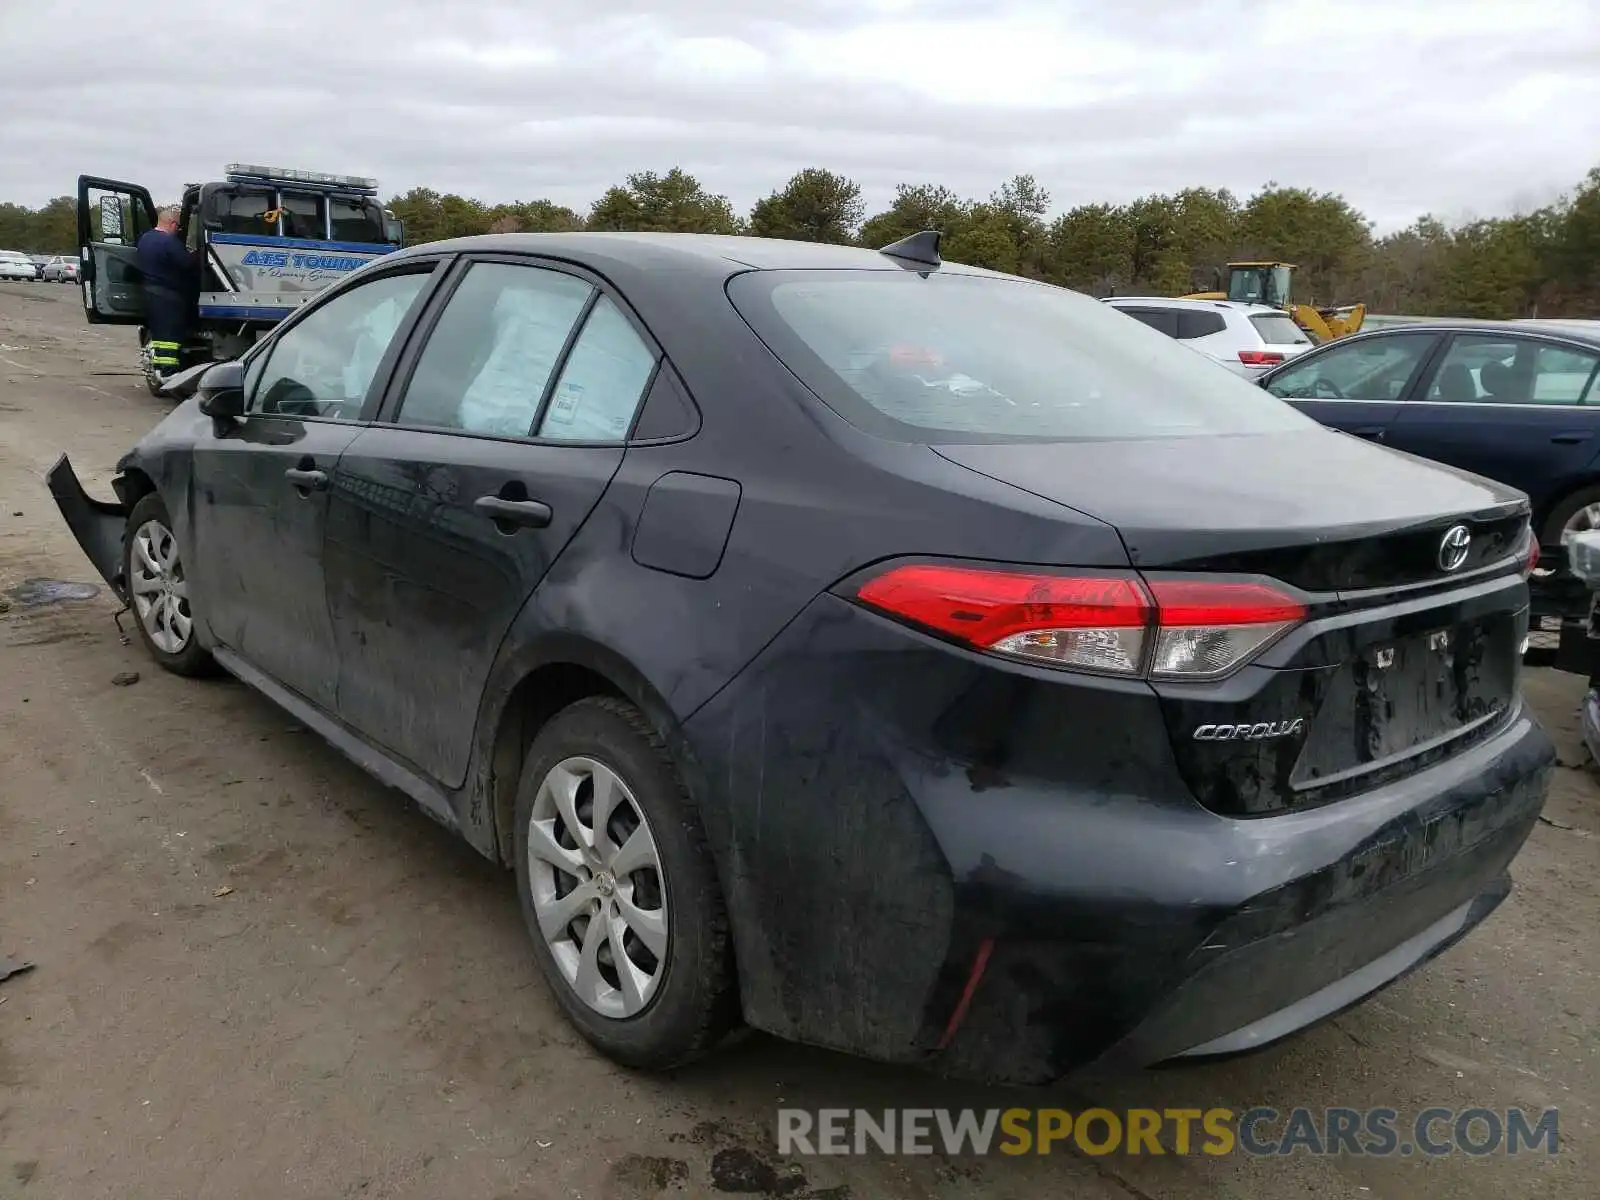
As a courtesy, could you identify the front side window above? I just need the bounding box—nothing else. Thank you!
[536,296,658,442]
[220,188,275,235]
[1265,334,1437,402]
[396,262,594,436]
[731,271,1312,442]
[329,196,386,244]
[251,271,430,419]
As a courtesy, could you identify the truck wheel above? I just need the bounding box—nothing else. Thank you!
[513,696,738,1070]
[123,493,217,677]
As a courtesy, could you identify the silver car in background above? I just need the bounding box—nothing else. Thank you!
[41,256,80,283]
[1103,296,1314,379]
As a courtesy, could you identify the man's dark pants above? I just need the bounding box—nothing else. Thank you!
[144,284,188,376]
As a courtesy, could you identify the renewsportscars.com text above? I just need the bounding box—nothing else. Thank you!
[777,1106,1560,1158]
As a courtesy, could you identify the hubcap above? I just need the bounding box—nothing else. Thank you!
[527,756,668,1019]
[1562,502,1600,546]
[129,519,192,654]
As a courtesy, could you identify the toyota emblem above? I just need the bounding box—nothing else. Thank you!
[1438,524,1471,572]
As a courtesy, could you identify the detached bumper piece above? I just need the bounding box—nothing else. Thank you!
[46,454,129,600]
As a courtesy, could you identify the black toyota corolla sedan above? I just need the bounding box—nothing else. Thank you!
[49,231,1553,1084]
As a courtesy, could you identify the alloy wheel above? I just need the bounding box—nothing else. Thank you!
[527,756,669,1019]
[1561,502,1600,546]
[129,519,193,654]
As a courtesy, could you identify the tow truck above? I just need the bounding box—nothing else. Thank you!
[76,164,404,394]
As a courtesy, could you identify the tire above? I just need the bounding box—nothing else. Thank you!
[1540,484,1600,552]
[122,492,217,677]
[513,696,737,1070]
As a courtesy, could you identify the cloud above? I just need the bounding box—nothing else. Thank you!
[1,0,1596,231]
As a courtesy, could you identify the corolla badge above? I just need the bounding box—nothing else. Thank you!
[1438,524,1471,572]
[1193,719,1306,742]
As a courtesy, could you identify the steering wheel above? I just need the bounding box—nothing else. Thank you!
[1308,377,1345,400]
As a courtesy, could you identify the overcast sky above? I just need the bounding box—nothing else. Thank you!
[3,0,1597,231]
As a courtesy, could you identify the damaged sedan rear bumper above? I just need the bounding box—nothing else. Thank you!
[684,593,1555,1085]
[46,454,129,600]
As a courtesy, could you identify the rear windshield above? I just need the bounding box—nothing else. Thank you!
[1249,314,1311,345]
[728,270,1313,443]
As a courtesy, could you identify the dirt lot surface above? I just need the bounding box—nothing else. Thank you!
[1,280,1598,1200]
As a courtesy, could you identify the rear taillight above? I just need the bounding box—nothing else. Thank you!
[853,565,1306,679]
[1521,532,1540,578]
[1238,350,1285,366]
[1143,578,1305,680]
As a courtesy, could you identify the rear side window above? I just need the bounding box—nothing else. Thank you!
[536,296,658,442]
[1249,314,1311,345]
[1117,307,1179,337]
[729,271,1313,443]
[1177,310,1226,339]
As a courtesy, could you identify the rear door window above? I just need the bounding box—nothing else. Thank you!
[394,261,594,436]
[1117,306,1179,337]
[1423,336,1600,405]
[1265,334,1438,402]
[729,271,1312,442]
[1176,310,1226,339]
[1249,314,1311,346]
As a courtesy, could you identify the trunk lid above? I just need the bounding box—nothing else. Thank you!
[932,430,1529,591]
[935,430,1533,815]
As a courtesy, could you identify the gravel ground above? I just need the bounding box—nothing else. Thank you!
[1,280,1597,1200]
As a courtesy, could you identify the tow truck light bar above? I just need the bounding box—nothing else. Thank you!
[224,163,380,194]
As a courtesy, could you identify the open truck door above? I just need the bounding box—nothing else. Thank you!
[77,175,157,324]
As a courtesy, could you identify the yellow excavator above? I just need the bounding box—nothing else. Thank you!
[1183,261,1366,342]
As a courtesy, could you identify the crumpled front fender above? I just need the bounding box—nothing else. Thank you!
[46,454,129,600]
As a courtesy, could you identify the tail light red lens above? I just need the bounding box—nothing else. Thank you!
[854,564,1152,674]
[1238,350,1285,366]
[854,565,1306,679]
[1522,533,1540,578]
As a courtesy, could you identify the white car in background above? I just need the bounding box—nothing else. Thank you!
[1103,296,1314,379]
[0,250,38,281]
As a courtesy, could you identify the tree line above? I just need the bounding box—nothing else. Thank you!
[4,165,1596,318]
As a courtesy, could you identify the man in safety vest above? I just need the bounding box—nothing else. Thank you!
[135,206,196,379]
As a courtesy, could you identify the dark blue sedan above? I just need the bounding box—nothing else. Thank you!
[1260,321,1600,554]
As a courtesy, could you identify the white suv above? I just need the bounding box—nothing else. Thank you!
[1103,297,1313,379]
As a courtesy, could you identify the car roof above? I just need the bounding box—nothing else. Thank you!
[1341,318,1600,350]
[1104,296,1276,314]
[386,231,1010,281]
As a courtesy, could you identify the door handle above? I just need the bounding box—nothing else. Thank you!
[1351,426,1386,441]
[284,467,328,491]
[1551,432,1592,445]
[475,495,553,529]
